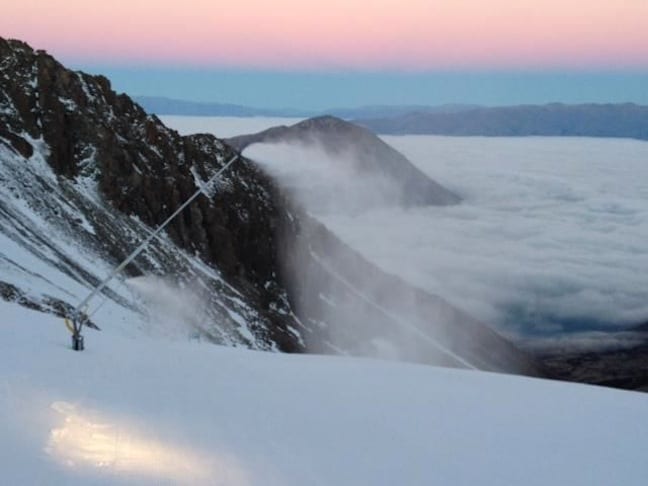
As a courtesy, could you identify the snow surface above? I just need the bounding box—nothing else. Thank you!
[1,299,647,485]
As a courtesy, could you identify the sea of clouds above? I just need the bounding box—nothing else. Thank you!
[246,135,648,349]
[163,116,648,351]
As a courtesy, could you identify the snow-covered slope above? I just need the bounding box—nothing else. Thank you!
[2,300,647,486]
[0,134,297,347]
[0,37,307,351]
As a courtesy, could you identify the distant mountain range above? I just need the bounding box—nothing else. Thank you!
[134,96,310,117]
[135,96,477,120]
[354,103,648,141]
[137,97,648,141]
[322,104,479,119]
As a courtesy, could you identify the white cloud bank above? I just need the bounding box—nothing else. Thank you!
[246,136,648,346]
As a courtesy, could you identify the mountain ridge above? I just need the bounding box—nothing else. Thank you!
[135,95,310,118]
[134,96,478,119]
[355,102,648,140]
[136,96,648,142]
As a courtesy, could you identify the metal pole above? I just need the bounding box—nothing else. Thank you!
[68,154,240,349]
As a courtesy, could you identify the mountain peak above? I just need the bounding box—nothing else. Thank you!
[0,36,307,351]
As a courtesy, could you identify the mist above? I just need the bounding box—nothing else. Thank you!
[126,276,209,339]
[246,136,648,352]
[246,142,406,215]
[244,140,537,374]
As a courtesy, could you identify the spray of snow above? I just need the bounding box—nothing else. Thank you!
[125,276,209,339]
[246,141,481,368]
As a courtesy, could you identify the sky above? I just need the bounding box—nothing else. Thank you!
[3,0,648,109]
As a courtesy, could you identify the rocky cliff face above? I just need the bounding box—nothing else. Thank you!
[0,37,542,377]
[227,116,461,207]
[0,37,304,350]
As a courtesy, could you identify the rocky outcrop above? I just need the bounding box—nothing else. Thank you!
[227,116,461,207]
[1,39,286,284]
[0,37,303,350]
[539,339,648,392]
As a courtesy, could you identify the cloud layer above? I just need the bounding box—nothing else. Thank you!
[247,135,648,346]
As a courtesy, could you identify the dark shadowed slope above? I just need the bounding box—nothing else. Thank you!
[227,116,461,207]
[0,37,307,350]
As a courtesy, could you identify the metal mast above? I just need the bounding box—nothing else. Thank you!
[67,154,240,350]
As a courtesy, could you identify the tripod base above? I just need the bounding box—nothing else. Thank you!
[72,333,84,351]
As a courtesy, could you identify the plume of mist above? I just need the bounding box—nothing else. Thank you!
[245,141,406,215]
[245,131,648,365]
[246,141,535,373]
[125,276,209,339]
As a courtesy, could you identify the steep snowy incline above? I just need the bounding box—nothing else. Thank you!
[1,300,647,486]
[0,37,306,350]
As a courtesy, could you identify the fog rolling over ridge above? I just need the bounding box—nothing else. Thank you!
[244,141,539,374]
[228,116,461,207]
[245,135,648,352]
[244,142,412,215]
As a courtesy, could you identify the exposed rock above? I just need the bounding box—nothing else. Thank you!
[538,337,648,392]
[0,36,303,351]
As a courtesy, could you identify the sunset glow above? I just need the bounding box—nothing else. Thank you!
[3,0,648,70]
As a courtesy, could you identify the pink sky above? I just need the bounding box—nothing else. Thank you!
[2,0,647,70]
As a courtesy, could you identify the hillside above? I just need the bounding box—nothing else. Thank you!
[0,37,305,351]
